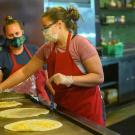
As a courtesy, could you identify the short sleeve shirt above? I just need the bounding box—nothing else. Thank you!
[35,35,98,73]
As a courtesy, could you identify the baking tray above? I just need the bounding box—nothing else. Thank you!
[0,92,120,135]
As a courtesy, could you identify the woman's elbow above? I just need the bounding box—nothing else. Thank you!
[99,74,104,84]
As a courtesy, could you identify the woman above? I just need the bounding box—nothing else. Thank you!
[0,16,49,102]
[0,16,37,82]
[0,7,105,126]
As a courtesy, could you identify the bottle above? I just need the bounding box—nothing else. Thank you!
[119,15,126,24]
[101,36,107,46]
[108,31,117,45]
[109,0,117,8]
[116,0,122,8]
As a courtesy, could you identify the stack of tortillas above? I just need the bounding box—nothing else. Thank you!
[0,101,22,108]
[4,119,63,131]
[0,107,49,118]
[0,101,63,131]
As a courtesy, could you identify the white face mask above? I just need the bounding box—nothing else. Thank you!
[42,28,58,43]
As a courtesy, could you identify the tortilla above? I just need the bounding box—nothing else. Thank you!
[0,108,49,118]
[0,101,22,108]
[4,119,63,131]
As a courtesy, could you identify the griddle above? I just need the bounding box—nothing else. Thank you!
[0,92,120,135]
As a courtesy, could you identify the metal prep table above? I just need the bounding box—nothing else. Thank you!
[0,92,120,135]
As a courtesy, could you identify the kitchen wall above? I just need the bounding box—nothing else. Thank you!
[0,0,44,46]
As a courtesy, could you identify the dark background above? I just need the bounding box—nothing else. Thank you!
[0,0,44,46]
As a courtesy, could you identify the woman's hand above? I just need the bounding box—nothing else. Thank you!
[49,73,73,87]
[46,80,55,95]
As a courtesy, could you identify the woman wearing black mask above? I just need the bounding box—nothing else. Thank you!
[0,16,37,82]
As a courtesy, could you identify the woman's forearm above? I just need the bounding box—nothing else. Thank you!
[0,67,28,90]
[0,56,44,91]
[72,73,104,87]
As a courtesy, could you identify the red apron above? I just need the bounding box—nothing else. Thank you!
[10,45,32,74]
[47,33,105,126]
[9,45,50,102]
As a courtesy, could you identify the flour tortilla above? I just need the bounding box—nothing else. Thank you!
[4,119,63,131]
[0,108,49,118]
[0,101,22,108]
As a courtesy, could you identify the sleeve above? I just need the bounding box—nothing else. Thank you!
[26,44,38,55]
[77,36,98,61]
[31,45,38,54]
[35,44,46,61]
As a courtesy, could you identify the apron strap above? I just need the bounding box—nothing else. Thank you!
[9,50,18,66]
[52,32,72,51]
[66,32,72,51]
[23,45,33,58]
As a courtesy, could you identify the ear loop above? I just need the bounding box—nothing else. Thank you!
[21,30,24,35]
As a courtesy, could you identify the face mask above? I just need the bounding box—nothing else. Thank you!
[42,28,58,43]
[7,35,26,48]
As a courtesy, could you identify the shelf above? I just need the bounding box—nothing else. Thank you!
[100,22,135,26]
[50,0,90,3]
[105,102,119,112]
[100,7,135,11]
[100,81,118,88]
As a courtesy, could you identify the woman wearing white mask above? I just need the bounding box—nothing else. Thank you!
[0,7,105,126]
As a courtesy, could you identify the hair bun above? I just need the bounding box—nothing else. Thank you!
[5,16,14,23]
[66,7,80,21]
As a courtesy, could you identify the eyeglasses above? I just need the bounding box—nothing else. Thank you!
[42,22,56,30]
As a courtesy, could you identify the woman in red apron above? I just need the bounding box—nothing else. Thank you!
[47,32,105,126]
[42,7,105,126]
[0,16,49,102]
[0,16,34,82]
[0,7,105,126]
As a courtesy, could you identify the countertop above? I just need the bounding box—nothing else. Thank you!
[0,92,120,135]
[100,49,135,66]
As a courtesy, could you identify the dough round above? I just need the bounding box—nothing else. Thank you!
[0,108,49,118]
[4,119,63,131]
[0,101,22,108]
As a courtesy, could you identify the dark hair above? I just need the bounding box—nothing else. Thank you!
[3,16,24,34]
[42,6,80,35]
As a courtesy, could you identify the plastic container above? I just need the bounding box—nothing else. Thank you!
[102,42,124,56]
[105,89,118,105]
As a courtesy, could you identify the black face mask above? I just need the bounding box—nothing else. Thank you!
[6,35,26,48]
